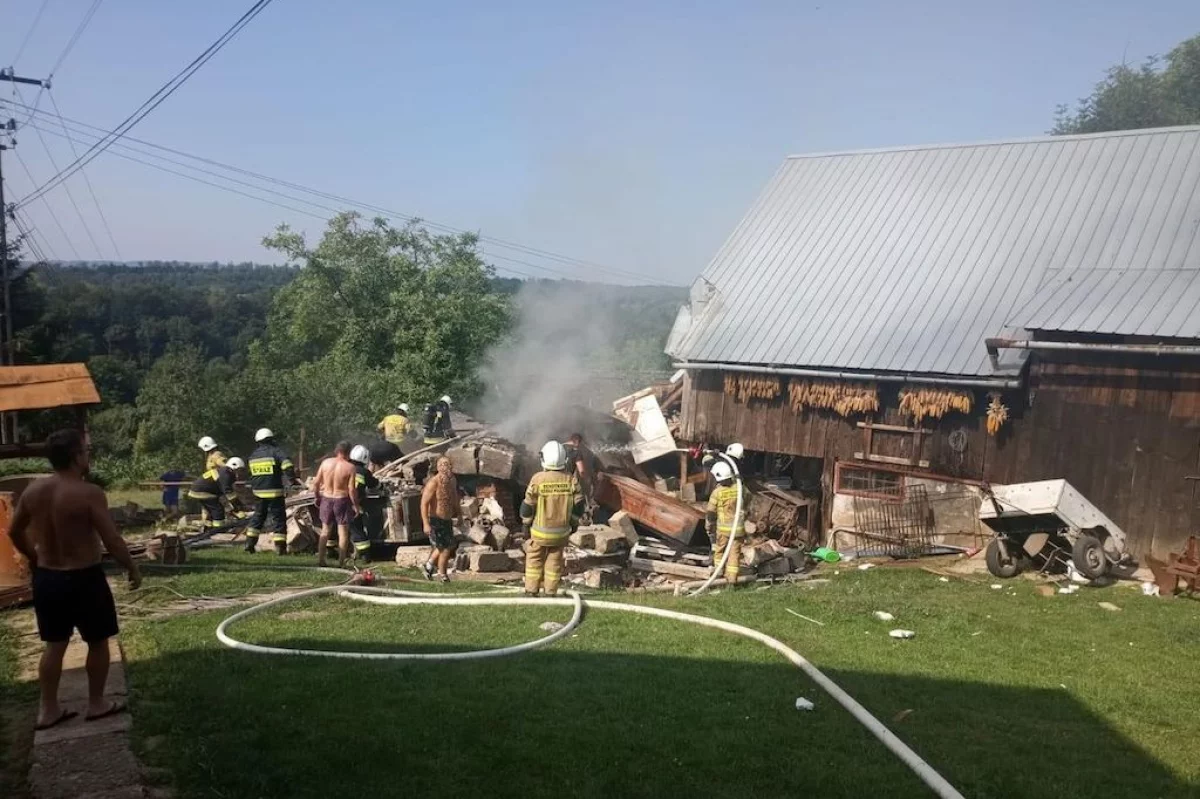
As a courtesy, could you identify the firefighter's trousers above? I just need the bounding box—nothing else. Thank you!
[712,532,744,583]
[525,538,566,596]
[248,497,287,552]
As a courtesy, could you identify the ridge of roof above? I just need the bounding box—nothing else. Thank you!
[786,125,1200,161]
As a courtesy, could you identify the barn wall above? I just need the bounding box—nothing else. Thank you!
[680,357,1200,559]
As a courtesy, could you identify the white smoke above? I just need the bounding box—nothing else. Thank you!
[477,281,622,448]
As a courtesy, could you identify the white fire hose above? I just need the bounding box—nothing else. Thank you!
[688,450,744,597]
[215,583,963,798]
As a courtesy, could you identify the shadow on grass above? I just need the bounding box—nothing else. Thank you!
[123,641,1191,799]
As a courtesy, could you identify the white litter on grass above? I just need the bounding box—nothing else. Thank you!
[786,609,825,626]
[858,563,876,571]
[539,621,565,632]
[795,697,815,711]
[938,577,950,583]
[873,611,895,622]
[1058,585,1080,595]
[889,629,916,640]
[1142,582,1161,597]
[1066,562,1090,584]
[1098,602,1122,612]
[990,584,1003,590]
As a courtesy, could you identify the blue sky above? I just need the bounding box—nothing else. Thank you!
[2,0,1198,284]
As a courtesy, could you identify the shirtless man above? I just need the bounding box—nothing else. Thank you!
[9,429,141,730]
[313,441,359,567]
[420,456,460,583]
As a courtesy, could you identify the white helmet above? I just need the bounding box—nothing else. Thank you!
[350,445,370,465]
[711,460,734,483]
[198,436,217,452]
[225,456,245,471]
[541,440,567,471]
[255,428,275,442]
[725,443,744,460]
[440,395,452,405]
[398,403,410,414]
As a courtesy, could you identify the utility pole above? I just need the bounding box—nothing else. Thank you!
[0,69,51,443]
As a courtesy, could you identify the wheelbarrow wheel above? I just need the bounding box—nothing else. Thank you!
[985,539,1024,578]
[1072,533,1109,579]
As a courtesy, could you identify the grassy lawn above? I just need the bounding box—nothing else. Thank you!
[106,488,165,509]
[0,619,35,798]
[108,552,1200,798]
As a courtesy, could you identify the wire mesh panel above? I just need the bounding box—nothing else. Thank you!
[852,485,935,558]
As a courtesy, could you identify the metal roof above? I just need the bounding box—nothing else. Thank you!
[0,364,100,413]
[1016,268,1200,338]
[670,126,1200,377]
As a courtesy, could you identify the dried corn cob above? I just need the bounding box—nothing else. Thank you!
[986,392,1009,437]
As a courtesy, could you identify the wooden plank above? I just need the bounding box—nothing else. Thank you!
[853,452,931,469]
[855,422,932,434]
[594,473,706,546]
[629,556,752,580]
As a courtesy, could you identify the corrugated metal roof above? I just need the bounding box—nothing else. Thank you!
[671,126,1200,377]
[1016,268,1200,338]
[0,364,100,412]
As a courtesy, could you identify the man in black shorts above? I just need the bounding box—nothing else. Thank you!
[10,429,141,729]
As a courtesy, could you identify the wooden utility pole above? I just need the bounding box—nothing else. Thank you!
[0,70,51,444]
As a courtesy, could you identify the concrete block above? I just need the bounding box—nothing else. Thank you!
[469,550,512,573]
[286,517,317,554]
[467,523,491,546]
[592,529,627,555]
[460,496,479,520]
[492,523,512,551]
[455,551,471,571]
[394,546,433,568]
[480,497,506,521]
[447,443,479,475]
[478,444,516,480]
[505,548,526,571]
[584,568,624,589]
[607,511,639,545]
[569,529,597,549]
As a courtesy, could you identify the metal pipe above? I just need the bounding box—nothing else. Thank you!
[673,360,1022,389]
[985,337,1200,357]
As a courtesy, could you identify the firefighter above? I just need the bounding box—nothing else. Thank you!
[706,459,746,585]
[246,428,299,554]
[521,440,584,597]
[377,403,413,446]
[422,395,455,445]
[348,445,379,562]
[198,435,227,471]
[186,457,244,537]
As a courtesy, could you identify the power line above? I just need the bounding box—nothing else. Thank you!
[8,100,668,285]
[47,91,120,258]
[11,149,80,259]
[13,88,104,258]
[48,0,104,77]
[19,0,275,206]
[9,207,53,262]
[12,0,52,66]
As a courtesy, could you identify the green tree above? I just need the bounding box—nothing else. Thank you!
[256,213,513,453]
[1053,33,1200,134]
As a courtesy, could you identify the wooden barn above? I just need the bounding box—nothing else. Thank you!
[667,126,1200,560]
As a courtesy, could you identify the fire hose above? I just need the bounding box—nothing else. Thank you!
[215,583,963,798]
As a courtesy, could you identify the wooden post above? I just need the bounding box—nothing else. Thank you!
[679,450,688,490]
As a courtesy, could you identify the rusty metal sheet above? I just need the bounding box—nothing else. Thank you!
[595,473,706,547]
[0,364,100,412]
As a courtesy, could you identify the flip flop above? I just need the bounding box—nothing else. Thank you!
[85,700,127,722]
[35,709,78,731]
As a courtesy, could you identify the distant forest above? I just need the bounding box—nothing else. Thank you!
[11,252,683,481]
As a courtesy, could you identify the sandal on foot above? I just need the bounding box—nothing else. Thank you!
[35,709,78,730]
[85,700,127,722]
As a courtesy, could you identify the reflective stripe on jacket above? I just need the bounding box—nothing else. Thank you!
[707,484,745,537]
[521,470,583,542]
[188,466,235,500]
[248,443,295,499]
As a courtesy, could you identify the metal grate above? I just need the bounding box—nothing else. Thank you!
[852,485,935,558]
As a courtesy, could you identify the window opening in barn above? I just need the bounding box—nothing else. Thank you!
[835,463,904,500]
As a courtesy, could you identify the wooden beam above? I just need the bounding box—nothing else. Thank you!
[630,557,753,580]
[0,442,46,460]
[856,421,932,434]
[595,472,707,546]
[853,451,931,469]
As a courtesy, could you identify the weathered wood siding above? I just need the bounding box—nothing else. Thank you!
[680,355,1200,559]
